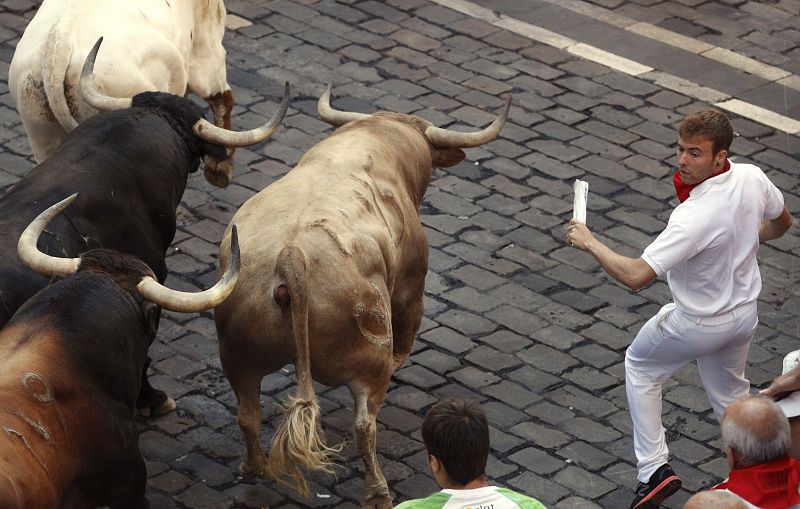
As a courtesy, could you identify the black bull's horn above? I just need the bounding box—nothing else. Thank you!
[17,194,241,313]
[80,37,289,147]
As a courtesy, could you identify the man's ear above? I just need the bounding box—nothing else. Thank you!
[726,447,737,469]
[429,454,443,474]
[432,148,466,168]
[715,149,728,167]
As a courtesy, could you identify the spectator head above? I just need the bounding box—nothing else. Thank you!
[421,399,490,487]
[679,109,734,157]
[683,490,748,509]
[721,395,791,469]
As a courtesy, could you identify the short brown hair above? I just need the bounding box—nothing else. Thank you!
[679,109,734,155]
[421,399,489,485]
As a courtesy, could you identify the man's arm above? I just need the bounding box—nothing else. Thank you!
[568,219,657,291]
[760,206,793,243]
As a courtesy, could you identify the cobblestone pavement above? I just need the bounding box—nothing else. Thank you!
[1,1,799,508]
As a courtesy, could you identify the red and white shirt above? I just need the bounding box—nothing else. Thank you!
[642,160,785,317]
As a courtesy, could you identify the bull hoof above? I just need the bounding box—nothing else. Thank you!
[203,158,232,188]
[364,494,392,509]
[240,458,269,479]
[138,395,176,418]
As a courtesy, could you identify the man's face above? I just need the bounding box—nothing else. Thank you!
[676,136,726,185]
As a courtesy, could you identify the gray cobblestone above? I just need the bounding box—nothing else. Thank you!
[508,447,564,475]
[3,1,798,507]
[508,472,570,506]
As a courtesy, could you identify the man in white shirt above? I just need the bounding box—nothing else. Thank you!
[567,109,794,509]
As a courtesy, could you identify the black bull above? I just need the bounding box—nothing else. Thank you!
[0,92,227,415]
[0,252,161,509]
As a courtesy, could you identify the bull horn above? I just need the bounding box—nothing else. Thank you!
[137,226,241,312]
[424,95,512,148]
[193,82,290,147]
[317,83,370,126]
[80,37,133,111]
[18,194,82,277]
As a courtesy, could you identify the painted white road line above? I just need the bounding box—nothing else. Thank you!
[715,99,800,135]
[430,0,800,135]
[641,71,730,103]
[702,47,791,82]
[532,0,800,92]
[567,43,653,76]
[626,22,714,55]
[427,0,500,23]
[225,13,252,30]
[494,16,575,50]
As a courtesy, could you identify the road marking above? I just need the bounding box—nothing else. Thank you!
[568,43,653,76]
[494,16,575,50]
[626,22,714,54]
[533,0,800,93]
[225,14,252,29]
[715,99,800,135]
[702,47,791,82]
[430,0,800,135]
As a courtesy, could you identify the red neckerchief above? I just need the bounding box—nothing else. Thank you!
[715,456,800,509]
[673,160,731,203]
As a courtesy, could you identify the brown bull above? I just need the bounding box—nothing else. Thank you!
[0,196,240,508]
[214,85,510,508]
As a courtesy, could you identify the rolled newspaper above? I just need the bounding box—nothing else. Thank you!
[573,179,589,224]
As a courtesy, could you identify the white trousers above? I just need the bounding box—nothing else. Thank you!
[625,302,758,482]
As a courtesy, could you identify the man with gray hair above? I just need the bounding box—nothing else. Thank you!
[714,395,800,508]
[684,490,747,509]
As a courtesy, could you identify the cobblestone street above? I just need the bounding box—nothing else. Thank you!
[0,0,798,508]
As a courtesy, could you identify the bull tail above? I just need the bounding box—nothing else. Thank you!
[268,245,341,497]
[41,26,78,132]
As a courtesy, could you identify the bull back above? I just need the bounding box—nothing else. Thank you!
[0,104,216,328]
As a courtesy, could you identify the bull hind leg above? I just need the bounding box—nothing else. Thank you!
[99,449,149,509]
[136,356,176,417]
[228,370,270,477]
[350,381,392,509]
[391,295,424,371]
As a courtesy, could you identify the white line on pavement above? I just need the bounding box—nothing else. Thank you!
[715,99,800,135]
[533,0,800,92]
[430,0,800,135]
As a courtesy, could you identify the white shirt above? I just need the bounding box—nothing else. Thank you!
[642,160,785,316]
[395,486,547,509]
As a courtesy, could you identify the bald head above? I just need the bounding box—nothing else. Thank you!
[684,490,747,509]
[721,395,790,467]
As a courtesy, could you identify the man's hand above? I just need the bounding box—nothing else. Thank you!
[567,218,656,291]
[567,219,594,251]
[760,365,800,401]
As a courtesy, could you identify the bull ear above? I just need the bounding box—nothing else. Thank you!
[432,148,466,168]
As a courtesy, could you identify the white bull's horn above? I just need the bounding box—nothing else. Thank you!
[80,37,133,111]
[137,226,241,312]
[424,94,512,148]
[193,82,290,147]
[18,194,82,277]
[317,83,370,127]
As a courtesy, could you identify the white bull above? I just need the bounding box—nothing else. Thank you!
[9,0,236,187]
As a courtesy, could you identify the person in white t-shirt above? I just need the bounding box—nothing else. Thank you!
[395,399,547,509]
[567,109,794,509]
